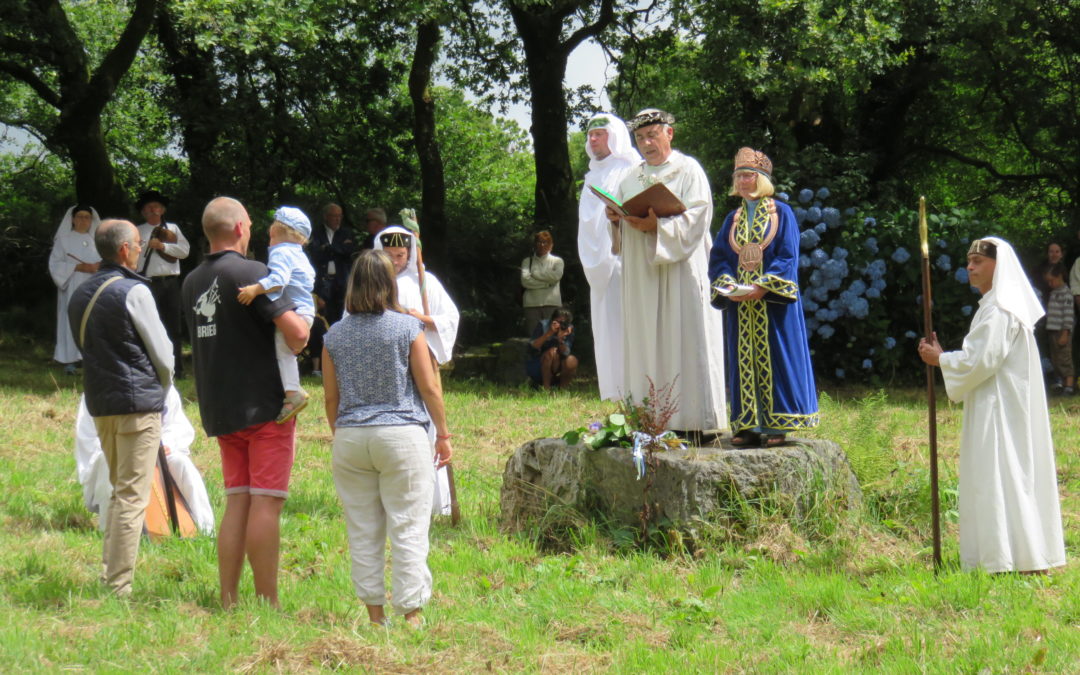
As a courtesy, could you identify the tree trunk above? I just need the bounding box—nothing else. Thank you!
[53,116,131,217]
[409,19,448,270]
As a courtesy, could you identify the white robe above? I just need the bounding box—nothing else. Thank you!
[616,150,726,431]
[939,290,1066,572]
[580,156,635,400]
[396,270,459,517]
[75,386,215,534]
[49,229,101,363]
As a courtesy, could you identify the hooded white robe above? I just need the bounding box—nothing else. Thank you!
[939,237,1065,572]
[75,386,215,534]
[48,206,102,364]
[375,225,459,515]
[578,114,640,400]
[616,150,727,432]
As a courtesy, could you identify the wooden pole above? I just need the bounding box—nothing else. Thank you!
[409,211,462,526]
[919,196,942,570]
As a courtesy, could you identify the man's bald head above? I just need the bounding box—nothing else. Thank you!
[202,197,251,251]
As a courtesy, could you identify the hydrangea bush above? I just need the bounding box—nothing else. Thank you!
[778,187,987,384]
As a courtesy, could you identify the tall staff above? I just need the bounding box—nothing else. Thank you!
[919,196,942,570]
[402,209,462,526]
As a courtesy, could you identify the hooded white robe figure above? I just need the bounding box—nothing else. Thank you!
[75,385,215,534]
[578,113,640,400]
[919,237,1065,573]
[48,205,102,370]
[374,225,460,516]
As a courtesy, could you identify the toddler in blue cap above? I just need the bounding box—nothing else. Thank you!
[238,206,317,422]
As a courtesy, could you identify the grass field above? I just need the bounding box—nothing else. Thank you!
[1,332,1078,673]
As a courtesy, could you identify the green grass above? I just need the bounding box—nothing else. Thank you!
[1,334,1078,672]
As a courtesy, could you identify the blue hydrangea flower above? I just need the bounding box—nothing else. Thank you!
[777,192,789,202]
[811,287,830,302]
[862,358,873,369]
[864,217,876,227]
[935,254,951,272]
[798,189,814,204]
[805,318,819,332]
[816,187,831,201]
[850,297,870,318]
[833,247,849,260]
[905,330,917,339]
[821,258,849,281]
[891,247,911,264]
[868,348,876,355]
[937,239,947,249]
[817,324,835,339]
[815,222,827,234]
[962,305,973,316]
[866,287,881,299]
[884,337,896,349]
[871,278,887,291]
[809,270,823,287]
[800,228,821,250]
[849,279,867,296]
[822,207,841,228]
[811,248,829,267]
[960,236,970,245]
[835,368,845,379]
[794,207,808,223]
[807,206,822,222]
[799,254,811,269]
[802,298,818,312]
[815,308,830,322]
[826,309,840,322]
[844,207,857,217]
[865,259,887,280]
[955,268,969,284]
[864,237,879,254]
[825,277,843,292]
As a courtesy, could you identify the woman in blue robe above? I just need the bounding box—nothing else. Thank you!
[708,148,819,446]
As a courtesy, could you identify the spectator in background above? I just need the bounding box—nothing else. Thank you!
[1035,240,1065,299]
[526,307,578,390]
[1043,262,1074,395]
[361,207,387,249]
[520,230,564,329]
[309,203,358,325]
[49,204,101,374]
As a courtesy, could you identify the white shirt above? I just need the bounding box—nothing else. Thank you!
[136,221,190,277]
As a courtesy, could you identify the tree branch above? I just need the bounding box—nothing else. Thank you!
[912,144,1056,183]
[0,60,60,108]
[563,0,616,55]
[81,0,159,116]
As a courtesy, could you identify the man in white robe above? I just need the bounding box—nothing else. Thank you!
[578,113,639,400]
[374,225,459,515]
[606,109,726,435]
[919,237,1066,573]
[75,385,215,534]
[48,205,102,372]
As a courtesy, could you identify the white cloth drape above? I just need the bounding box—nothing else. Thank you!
[48,206,101,364]
[75,386,215,534]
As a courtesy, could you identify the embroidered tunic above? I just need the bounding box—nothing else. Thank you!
[709,198,819,433]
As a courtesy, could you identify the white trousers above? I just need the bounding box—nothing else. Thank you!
[332,424,434,614]
[274,315,314,392]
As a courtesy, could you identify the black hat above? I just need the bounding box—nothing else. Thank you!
[136,190,170,210]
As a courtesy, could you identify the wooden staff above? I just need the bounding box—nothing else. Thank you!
[919,196,942,570]
[406,210,462,526]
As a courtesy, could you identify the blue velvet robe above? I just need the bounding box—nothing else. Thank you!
[708,198,819,433]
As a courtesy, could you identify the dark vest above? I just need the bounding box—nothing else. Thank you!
[68,264,166,417]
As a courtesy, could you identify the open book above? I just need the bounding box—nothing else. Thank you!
[589,182,687,219]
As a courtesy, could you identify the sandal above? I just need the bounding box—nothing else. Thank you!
[763,434,787,447]
[276,389,309,424]
[730,431,760,447]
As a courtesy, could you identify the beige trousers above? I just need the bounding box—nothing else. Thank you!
[332,424,434,614]
[94,411,161,595]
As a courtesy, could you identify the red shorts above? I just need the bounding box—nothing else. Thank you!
[217,419,296,498]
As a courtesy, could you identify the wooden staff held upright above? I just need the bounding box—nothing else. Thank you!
[402,208,462,526]
[919,196,943,570]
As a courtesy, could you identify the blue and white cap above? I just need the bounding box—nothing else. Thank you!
[274,206,311,238]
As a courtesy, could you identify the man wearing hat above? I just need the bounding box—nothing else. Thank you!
[708,148,819,448]
[136,190,190,377]
[605,109,726,439]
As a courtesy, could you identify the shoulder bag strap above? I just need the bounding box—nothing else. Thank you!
[79,275,123,349]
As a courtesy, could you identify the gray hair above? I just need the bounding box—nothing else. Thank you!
[95,219,137,262]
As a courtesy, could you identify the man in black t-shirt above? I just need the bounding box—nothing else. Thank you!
[182,196,309,609]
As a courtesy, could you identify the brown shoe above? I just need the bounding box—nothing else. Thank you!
[730,431,760,447]
[763,434,787,447]
[277,389,309,423]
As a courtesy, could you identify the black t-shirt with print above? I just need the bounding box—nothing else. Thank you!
[182,250,294,437]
